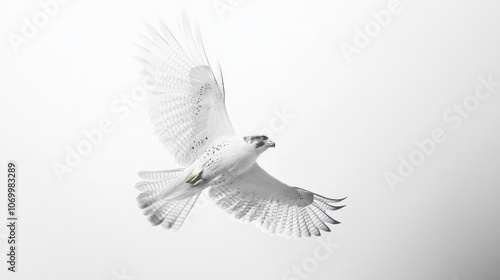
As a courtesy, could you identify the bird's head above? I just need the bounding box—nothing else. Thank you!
[243,135,276,151]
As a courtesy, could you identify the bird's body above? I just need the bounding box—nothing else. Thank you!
[151,135,261,202]
[192,135,258,186]
[134,16,346,238]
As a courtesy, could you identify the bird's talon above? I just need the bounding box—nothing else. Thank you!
[193,179,203,186]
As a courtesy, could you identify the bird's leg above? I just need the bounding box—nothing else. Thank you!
[185,161,207,187]
[193,179,203,186]
[185,170,203,185]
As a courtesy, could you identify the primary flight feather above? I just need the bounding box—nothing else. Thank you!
[135,17,346,238]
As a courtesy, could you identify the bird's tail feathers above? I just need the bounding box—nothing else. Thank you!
[146,192,201,230]
[136,168,185,208]
[138,168,184,182]
[136,168,201,231]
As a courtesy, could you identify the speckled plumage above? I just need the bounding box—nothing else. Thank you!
[134,16,345,238]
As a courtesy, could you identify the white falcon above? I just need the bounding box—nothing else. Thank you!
[135,17,346,238]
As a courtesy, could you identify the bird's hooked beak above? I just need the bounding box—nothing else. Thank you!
[267,141,276,148]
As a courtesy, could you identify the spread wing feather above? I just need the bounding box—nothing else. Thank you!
[209,164,346,238]
[136,18,235,166]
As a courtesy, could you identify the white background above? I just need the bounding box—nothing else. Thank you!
[1,0,500,279]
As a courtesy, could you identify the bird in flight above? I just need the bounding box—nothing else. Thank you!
[134,17,346,238]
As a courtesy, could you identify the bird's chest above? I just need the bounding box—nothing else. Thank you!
[196,138,256,183]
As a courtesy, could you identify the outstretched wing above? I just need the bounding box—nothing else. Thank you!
[136,17,235,166]
[209,164,346,238]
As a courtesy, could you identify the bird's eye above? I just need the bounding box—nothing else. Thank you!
[261,136,268,141]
